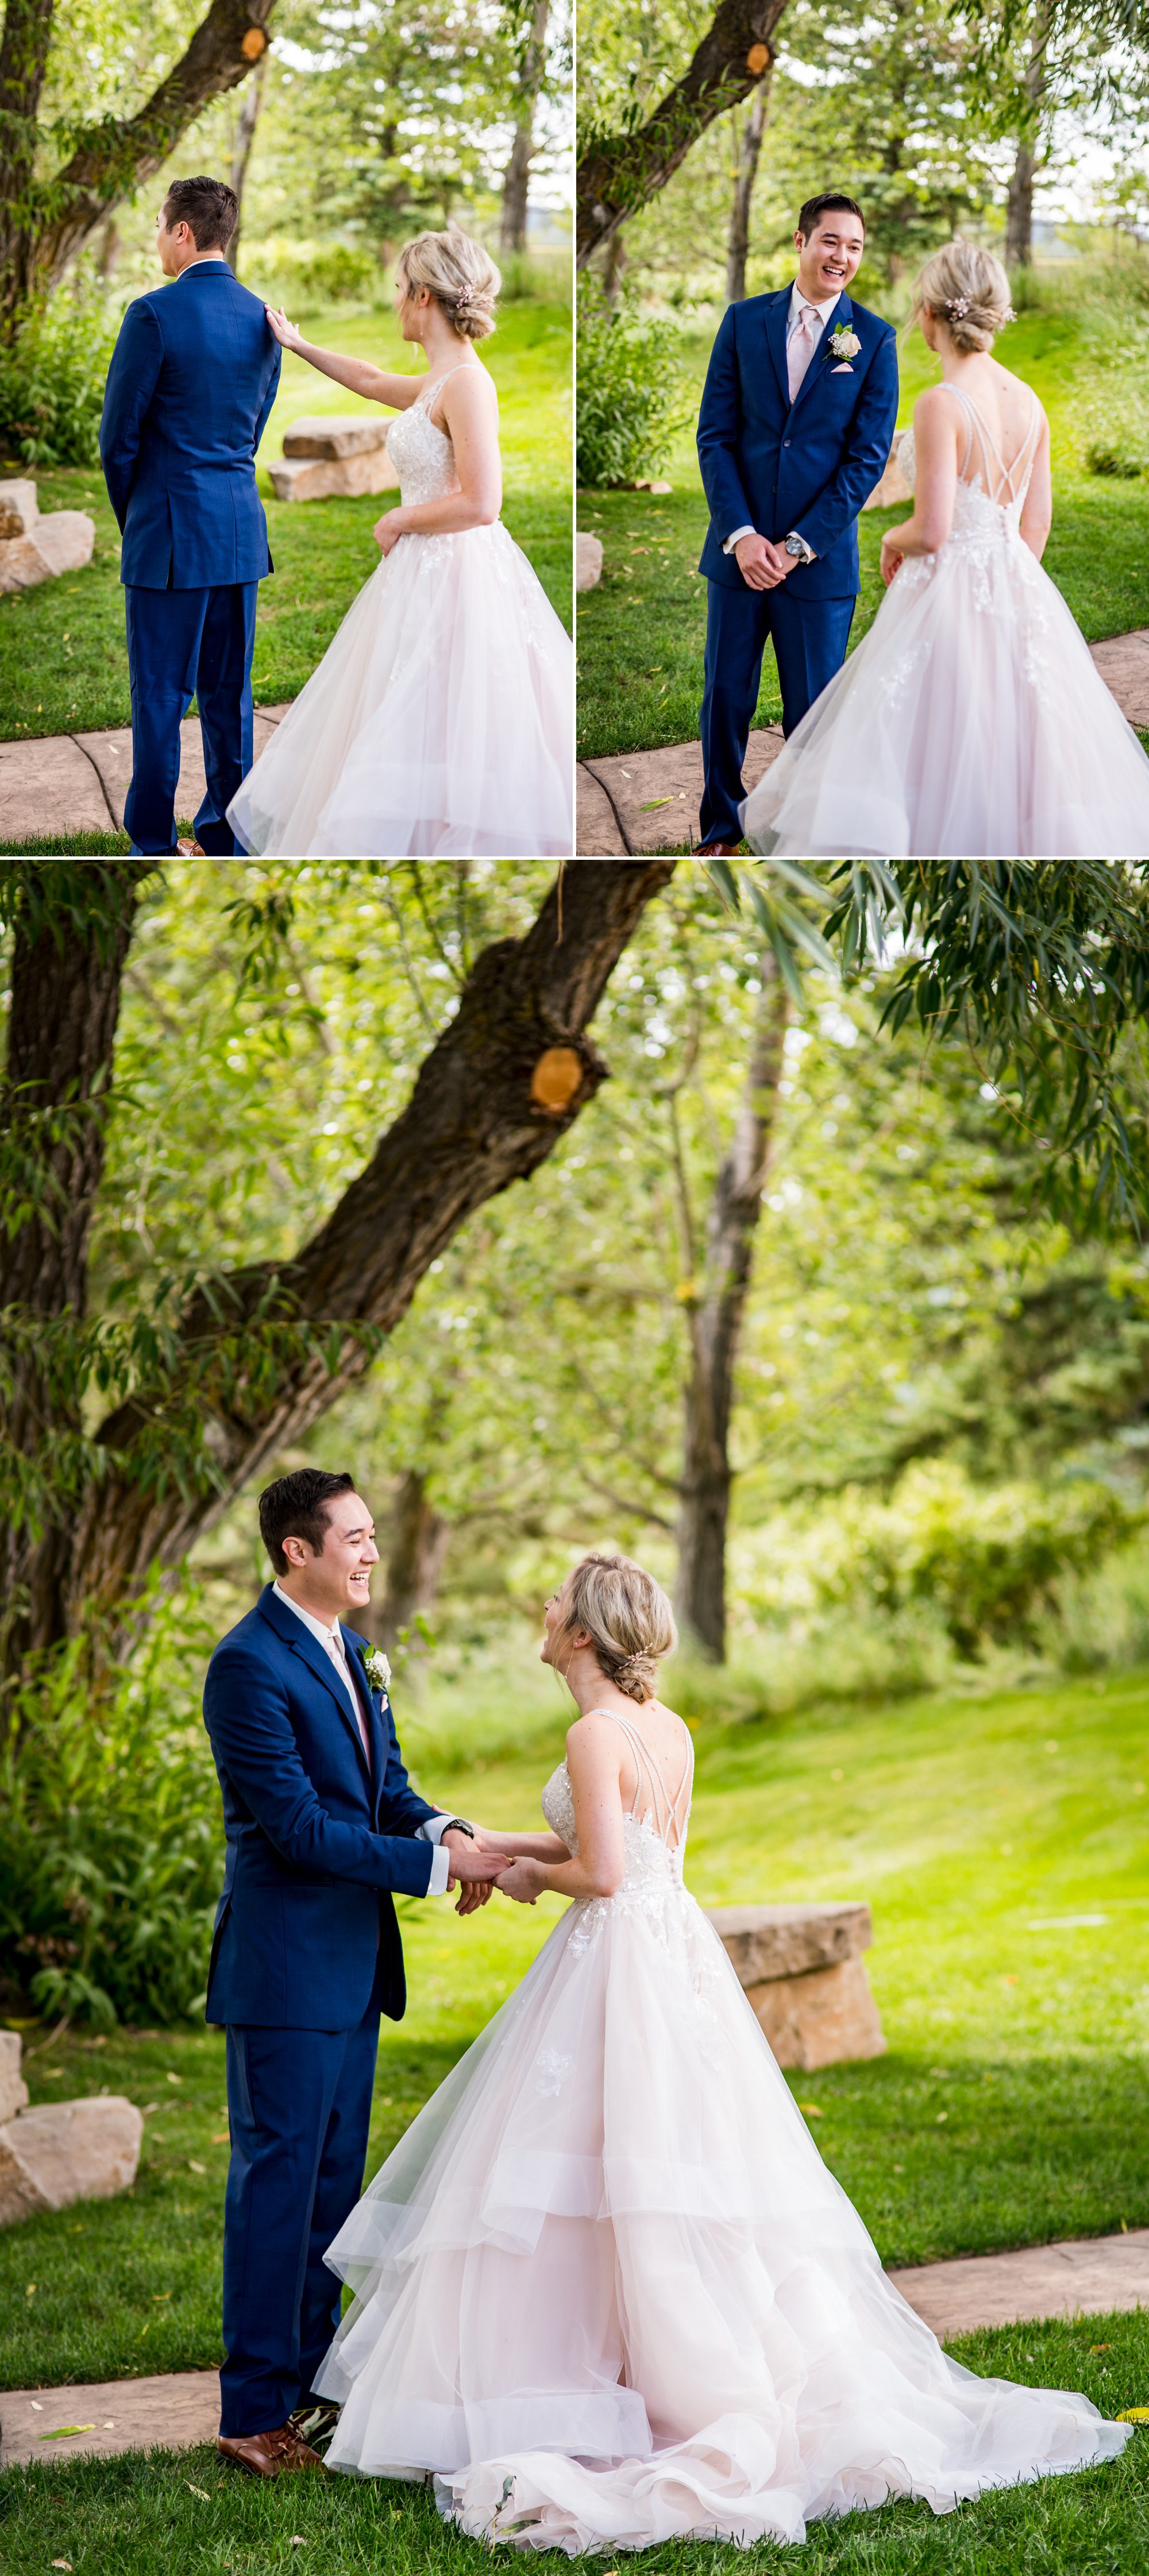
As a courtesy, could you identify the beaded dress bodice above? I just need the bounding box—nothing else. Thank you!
[384,364,493,508]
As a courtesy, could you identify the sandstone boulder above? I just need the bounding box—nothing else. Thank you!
[0,511,95,593]
[268,449,397,503]
[0,480,39,539]
[706,1900,886,2072]
[0,2032,29,2126]
[282,414,388,459]
[0,2097,143,2227]
[576,533,603,591]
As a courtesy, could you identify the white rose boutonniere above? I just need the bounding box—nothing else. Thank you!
[363,1647,391,1694]
[828,325,862,364]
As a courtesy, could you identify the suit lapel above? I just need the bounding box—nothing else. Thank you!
[764,291,791,410]
[789,291,853,424]
[257,1588,371,1782]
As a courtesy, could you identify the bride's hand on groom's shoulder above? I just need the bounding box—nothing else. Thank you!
[264,305,303,352]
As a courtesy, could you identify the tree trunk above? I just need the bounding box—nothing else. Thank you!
[1004,138,1037,267]
[577,0,786,268]
[226,48,269,276]
[0,865,150,1687]
[674,951,787,1659]
[500,0,550,259]
[1,862,676,1687]
[725,74,770,303]
[1004,0,1050,271]
[376,1469,449,1653]
[0,0,279,331]
[602,227,627,304]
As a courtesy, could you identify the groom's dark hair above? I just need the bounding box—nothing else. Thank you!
[796,193,866,241]
[260,1468,357,1575]
[162,175,239,252]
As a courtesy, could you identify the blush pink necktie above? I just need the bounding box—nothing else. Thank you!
[788,306,818,405]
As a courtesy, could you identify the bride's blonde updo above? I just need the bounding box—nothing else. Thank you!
[557,1553,677,1703]
[397,227,500,341]
[912,240,1014,355]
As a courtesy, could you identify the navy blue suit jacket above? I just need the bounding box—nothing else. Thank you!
[697,288,898,600]
[203,1587,439,2032]
[100,261,281,591]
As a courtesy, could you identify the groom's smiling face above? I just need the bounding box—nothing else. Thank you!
[280,1489,379,1622]
[794,214,865,306]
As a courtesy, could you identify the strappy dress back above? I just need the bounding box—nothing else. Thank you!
[945,380,1042,519]
[588,1704,693,1859]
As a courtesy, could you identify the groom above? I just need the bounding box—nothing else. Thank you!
[99,175,282,856]
[695,192,899,853]
[203,1469,507,2476]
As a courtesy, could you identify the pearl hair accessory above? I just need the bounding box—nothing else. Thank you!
[942,295,970,319]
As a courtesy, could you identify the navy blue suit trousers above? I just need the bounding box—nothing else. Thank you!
[124,582,257,855]
[700,585,856,849]
[221,2006,380,2432]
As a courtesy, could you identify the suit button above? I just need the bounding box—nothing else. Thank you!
[783,438,791,447]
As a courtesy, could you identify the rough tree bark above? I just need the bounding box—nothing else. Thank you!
[0,0,277,329]
[577,0,788,267]
[1003,0,1050,268]
[500,0,550,257]
[725,74,771,303]
[376,1468,450,1654]
[674,950,788,1659]
[226,47,269,276]
[1,862,676,1689]
[0,864,151,1681]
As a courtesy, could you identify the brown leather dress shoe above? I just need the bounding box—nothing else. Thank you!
[218,2424,325,2476]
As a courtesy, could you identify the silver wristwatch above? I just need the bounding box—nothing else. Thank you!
[784,530,814,565]
[439,1817,475,1839]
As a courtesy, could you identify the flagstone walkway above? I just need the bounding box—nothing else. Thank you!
[2,2226,1147,2469]
[577,628,1149,855]
[0,707,289,845]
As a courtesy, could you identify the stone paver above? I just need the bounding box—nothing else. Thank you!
[0,2369,219,2470]
[0,706,289,847]
[889,2226,1149,2338]
[580,727,784,855]
[576,627,1149,856]
[2,2228,1145,2469]
[0,733,110,838]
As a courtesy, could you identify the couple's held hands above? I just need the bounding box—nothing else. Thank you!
[493,1856,549,1907]
[734,532,792,592]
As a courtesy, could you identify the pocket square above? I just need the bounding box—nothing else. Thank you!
[831,363,854,374]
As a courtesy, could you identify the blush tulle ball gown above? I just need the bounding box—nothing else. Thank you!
[314,1708,1129,2554]
[228,370,573,858]
[741,384,1149,858]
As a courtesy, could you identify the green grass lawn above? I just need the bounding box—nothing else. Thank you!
[0,293,572,747]
[3,1663,1148,2566]
[577,307,1149,764]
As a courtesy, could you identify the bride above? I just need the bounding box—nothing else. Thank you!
[313,1551,1129,2552]
[228,227,573,858]
[741,239,1149,857]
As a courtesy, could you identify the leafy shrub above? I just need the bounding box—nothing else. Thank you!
[0,276,119,467]
[576,275,684,487]
[242,236,383,310]
[1078,379,1149,479]
[0,1584,223,2027]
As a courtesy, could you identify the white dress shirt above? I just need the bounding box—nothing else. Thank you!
[723,280,838,557]
[273,1582,452,1894]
